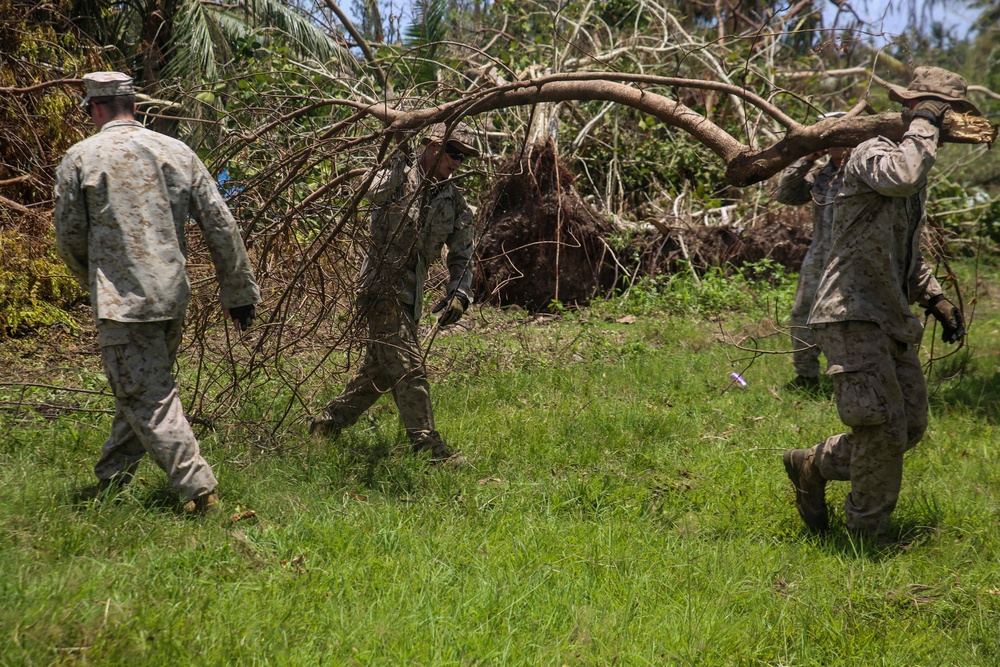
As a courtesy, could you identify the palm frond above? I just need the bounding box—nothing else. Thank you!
[403,0,447,83]
[162,0,231,82]
[246,0,357,71]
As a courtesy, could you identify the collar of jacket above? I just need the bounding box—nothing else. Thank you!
[100,119,145,132]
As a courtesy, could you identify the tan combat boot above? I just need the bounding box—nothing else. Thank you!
[308,413,343,438]
[783,448,828,532]
[183,490,220,514]
[413,439,467,467]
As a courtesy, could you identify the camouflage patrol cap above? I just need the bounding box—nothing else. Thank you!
[80,71,136,108]
[886,66,982,116]
[421,122,481,157]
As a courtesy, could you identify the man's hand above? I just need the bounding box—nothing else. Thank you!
[912,99,951,128]
[431,292,470,327]
[926,295,965,344]
[228,304,256,332]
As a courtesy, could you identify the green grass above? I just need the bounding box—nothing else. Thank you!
[2,264,1000,665]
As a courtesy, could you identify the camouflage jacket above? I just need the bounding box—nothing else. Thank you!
[54,120,260,323]
[775,157,845,276]
[359,155,475,321]
[808,118,944,344]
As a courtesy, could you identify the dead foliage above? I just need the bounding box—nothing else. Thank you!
[630,205,813,279]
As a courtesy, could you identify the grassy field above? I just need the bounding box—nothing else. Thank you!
[2,262,1000,665]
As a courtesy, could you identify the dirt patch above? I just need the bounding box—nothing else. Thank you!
[474,140,616,311]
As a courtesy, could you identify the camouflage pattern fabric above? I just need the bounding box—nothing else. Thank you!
[321,153,474,449]
[809,321,927,534]
[808,118,944,344]
[319,298,445,450]
[776,158,845,378]
[95,319,217,502]
[804,117,947,535]
[54,119,261,321]
[54,118,261,500]
[358,154,475,321]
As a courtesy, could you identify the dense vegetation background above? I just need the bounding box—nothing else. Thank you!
[3,2,1000,663]
[4,0,1000,432]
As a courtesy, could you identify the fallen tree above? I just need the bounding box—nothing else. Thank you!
[181,71,998,193]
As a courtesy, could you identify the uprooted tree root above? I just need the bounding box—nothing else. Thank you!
[474,140,814,310]
[475,140,618,310]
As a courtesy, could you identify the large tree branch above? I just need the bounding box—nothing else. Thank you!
[724,112,902,186]
[354,73,985,186]
[14,72,993,190]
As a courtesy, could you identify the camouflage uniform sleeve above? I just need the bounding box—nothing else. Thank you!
[774,158,818,205]
[852,119,939,197]
[908,253,944,307]
[188,157,262,310]
[53,152,90,285]
[368,153,409,206]
[445,193,475,302]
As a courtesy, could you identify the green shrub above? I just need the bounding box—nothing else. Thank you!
[0,223,84,336]
[592,259,797,319]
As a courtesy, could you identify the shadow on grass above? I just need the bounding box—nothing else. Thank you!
[65,481,185,515]
[785,490,944,560]
[320,430,428,498]
[927,351,1000,423]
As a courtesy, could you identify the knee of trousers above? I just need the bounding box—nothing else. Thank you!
[832,371,891,428]
[906,414,928,448]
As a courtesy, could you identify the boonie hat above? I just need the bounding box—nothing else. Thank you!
[422,122,481,157]
[80,71,136,108]
[886,66,982,116]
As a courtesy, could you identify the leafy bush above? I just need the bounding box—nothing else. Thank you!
[592,259,797,319]
[927,176,999,246]
[0,221,84,336]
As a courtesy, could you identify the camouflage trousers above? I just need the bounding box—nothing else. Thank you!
[321,299,444,450]
[809,320,928,534]
[790,252,823,378]
[94,319,217,502]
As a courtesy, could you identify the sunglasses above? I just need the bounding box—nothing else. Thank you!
[443,144,467,162]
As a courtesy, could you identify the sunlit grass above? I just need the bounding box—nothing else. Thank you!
[2,263,1000,665]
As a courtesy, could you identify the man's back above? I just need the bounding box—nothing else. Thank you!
[55,120,257,323]
[809,126,939,345]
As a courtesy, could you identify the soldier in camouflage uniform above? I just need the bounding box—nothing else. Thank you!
[775,111,851,391]
[54,72,262,513]
[310,123,479,465]
[783,67,970,536]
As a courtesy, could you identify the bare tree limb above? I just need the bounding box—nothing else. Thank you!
[777,67,1000,101]
[1,194,30,213]
[320,0,387,91]
[0,174,31,188]
[0,77,82,94]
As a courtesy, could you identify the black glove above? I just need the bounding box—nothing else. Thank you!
[229,304,256,332]
[925,294,965,344]
[431,292,470,327]
[912,99,951,128]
